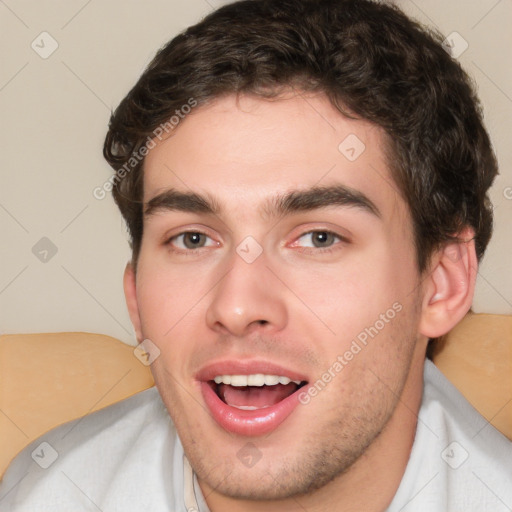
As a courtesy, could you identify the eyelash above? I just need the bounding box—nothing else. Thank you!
[291,231,346,254]
[165,231,218,254]
[165,229,347,255]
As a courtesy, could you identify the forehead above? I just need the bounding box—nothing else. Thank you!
[142,92,407,225]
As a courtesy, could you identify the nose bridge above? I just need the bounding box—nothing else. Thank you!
[206,247,287,335]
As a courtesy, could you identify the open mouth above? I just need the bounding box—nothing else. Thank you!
[209,374,307,410]
[208,373,306,411]
[198,362,310,435]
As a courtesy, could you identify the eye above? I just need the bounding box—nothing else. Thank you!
[295,231,342,249]
[168,232,217,250]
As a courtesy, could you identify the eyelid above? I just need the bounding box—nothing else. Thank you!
[287,224,351,244]
[286,227,350,254]
[164,226,221,249]
[292,230,341,245]
[170,233,217,250]
[298,230,341,241]
[162,223,349,254]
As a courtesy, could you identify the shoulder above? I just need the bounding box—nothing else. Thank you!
[0,387,184,511]
[388,360,512,512]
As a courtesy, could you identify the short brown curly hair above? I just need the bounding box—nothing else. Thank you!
[103,0,498,272]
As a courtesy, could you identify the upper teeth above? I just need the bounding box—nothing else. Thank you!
[213,374,302,387]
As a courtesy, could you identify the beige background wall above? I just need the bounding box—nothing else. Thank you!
[0,0,510,346]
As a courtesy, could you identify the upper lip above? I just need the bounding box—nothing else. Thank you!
[196,360,309,383]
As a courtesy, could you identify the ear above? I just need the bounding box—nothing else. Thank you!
[419,228,478,338]
[123,263,143,342]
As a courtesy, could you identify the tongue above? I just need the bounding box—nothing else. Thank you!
[219,383,298,409]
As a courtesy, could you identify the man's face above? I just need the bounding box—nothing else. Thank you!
[127,93,427,500]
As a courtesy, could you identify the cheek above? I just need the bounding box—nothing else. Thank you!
[135,261,190,343]
[281,246,419,368]
[308,293,421,421]
[134,259,215,379]
[136,273,169,336]
[285,255,406,333]
[136,245,204,317]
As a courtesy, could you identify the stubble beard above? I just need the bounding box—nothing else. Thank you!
[193,348,415,502]
[169,304,421,502]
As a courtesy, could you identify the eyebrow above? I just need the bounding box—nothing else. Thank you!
[144,185,381,219]
[265,185,381,219]
[144,190,221,217]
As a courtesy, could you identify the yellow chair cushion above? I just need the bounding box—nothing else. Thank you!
[431,313,512,440]
[0,332,154,479]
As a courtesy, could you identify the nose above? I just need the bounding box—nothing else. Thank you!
[205,250,288,337]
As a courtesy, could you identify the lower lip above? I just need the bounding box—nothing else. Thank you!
[200,381,303,436]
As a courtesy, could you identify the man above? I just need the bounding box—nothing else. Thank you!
[1,0,511,510]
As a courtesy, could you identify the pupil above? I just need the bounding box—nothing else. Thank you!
[185,233,204,248]
[313,232,332,247]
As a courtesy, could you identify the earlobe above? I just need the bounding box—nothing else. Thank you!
[419,228,478,338]
[123,263,143,342]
